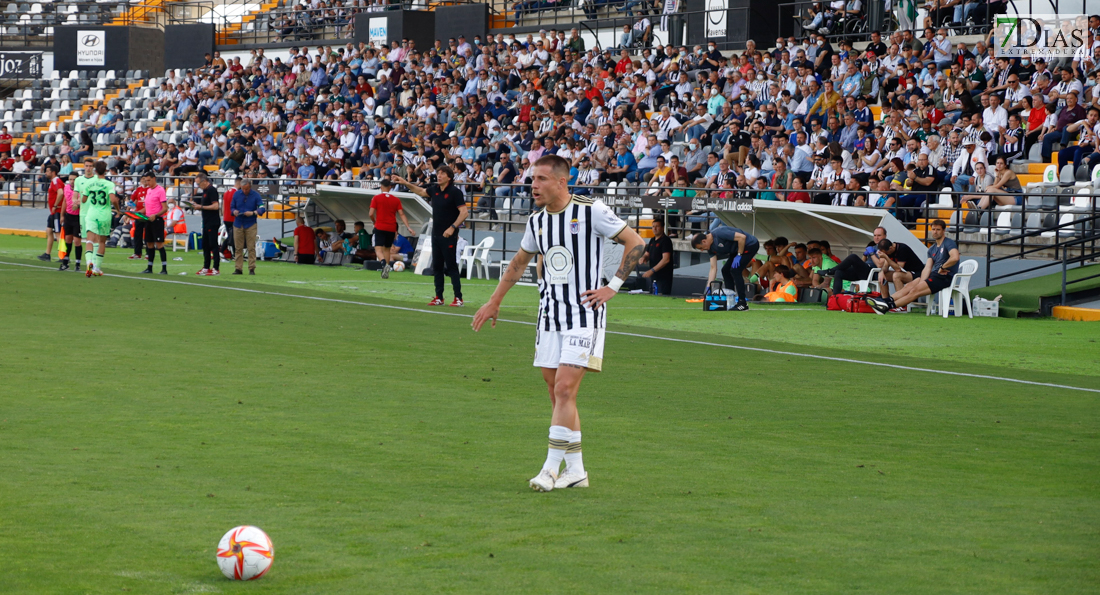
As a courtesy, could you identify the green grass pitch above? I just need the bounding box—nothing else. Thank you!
[0,234,1097,594]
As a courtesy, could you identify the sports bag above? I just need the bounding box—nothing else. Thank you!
[827,291,881,313]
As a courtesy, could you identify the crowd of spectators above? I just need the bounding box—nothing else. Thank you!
[271,0,395,43]
[6,13,1100,236]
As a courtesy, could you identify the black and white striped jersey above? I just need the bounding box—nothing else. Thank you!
[520,196,627,331]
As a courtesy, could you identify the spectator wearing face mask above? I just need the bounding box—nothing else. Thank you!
[681,139,709,183]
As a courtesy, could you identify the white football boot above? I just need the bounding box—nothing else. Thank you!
[553,469,589,489]
[529,469,558,492]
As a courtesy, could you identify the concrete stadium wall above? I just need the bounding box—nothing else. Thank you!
[164,24,216,71]
[435,4,489,46]
[128,27,165,75]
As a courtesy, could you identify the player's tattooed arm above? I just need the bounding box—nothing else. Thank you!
[615,243,645,281]
[501,256,527,283]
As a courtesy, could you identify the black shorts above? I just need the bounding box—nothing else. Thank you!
[297,253,316,265]
[373,229,396,248]
[62,213,80,237]
[925,272,953,294]
[47,213,61,233]
[144,217,165,244]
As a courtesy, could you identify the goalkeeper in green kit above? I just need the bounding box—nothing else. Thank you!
[80,161,118,277]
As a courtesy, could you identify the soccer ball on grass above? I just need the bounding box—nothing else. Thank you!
[392,261,405,272]
[216,525,274,580]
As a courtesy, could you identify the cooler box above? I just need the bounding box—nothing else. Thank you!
[972,297,1000,317]
[256,241,282,260]
[703,281,737,311]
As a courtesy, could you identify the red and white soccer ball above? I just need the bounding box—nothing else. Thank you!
[216,525,274,580]
[392,261,406,272]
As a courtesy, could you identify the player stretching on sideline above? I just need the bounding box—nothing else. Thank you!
[72,157,97,272]
[140,172,169,275]
[472,155,645,492]
[80,161,118,277]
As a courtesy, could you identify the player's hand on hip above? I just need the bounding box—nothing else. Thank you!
[472,302,499,331]
[581,286,616,309]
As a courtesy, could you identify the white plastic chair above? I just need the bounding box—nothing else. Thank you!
[168,228,190,252]
[461,236,494,279]
[851,267,881,293]
[927,259,978,318]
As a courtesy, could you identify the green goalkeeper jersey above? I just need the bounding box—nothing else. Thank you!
[82,177,116,219]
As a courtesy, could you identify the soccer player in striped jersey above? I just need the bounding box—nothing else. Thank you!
[472,154,645,492]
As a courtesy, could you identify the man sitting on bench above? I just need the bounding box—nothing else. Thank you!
[865,219,959,314]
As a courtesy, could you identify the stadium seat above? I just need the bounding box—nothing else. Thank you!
[1070,189,1098,212]
[1041,213,1079,238]
[1059,165,1077,185]
[927,259,978,318]
[991,209,1021,235]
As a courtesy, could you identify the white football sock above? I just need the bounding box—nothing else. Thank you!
[564,430,584,474]
[542,425,572,473]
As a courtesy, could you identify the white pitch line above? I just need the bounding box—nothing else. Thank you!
[4,260,1099,394]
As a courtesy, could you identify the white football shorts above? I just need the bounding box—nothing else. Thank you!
[533,326,605,372]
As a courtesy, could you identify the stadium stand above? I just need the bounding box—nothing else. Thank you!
[1,0,1096,291]
[0,1,148,41]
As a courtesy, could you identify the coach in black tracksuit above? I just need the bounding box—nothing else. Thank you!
[195,174,222,274]
[691,224,760,310]
[393,167,469,305]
